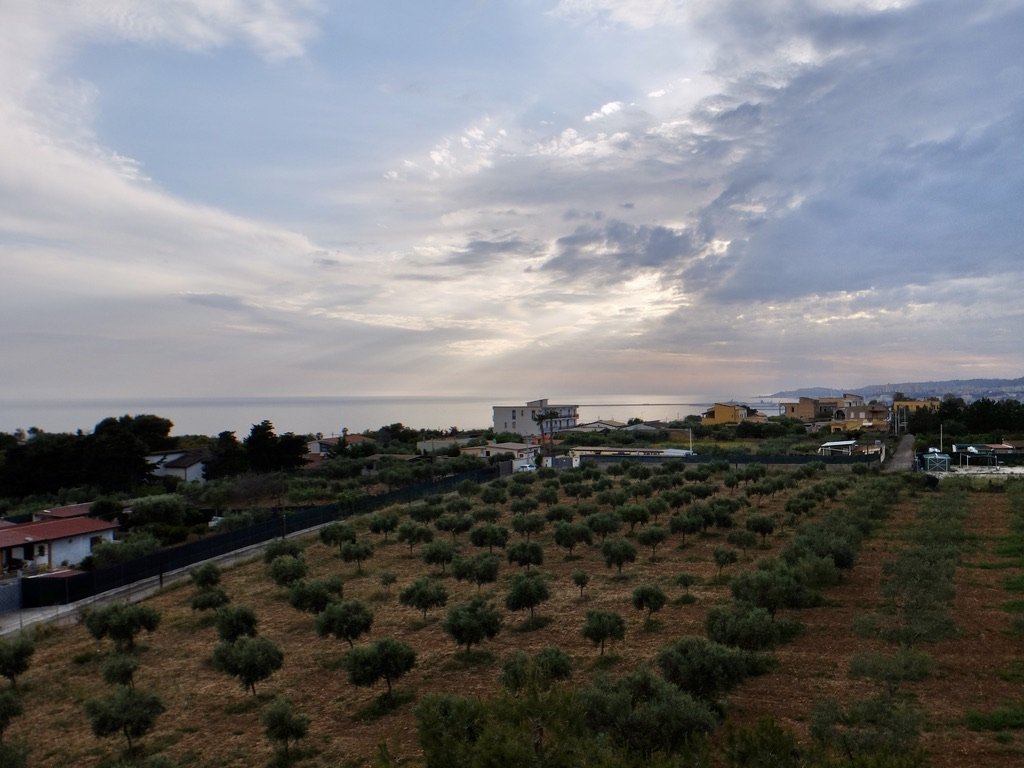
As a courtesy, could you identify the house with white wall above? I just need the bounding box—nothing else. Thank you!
[0,517,118,571]
[147,451,207,484]
[492,398,579,436]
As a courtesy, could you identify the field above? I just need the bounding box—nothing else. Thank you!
[5,464,1024,767]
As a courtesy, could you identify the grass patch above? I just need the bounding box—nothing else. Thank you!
[994,538,1024,558]
[674,593,698,606]
[997,661,1024,683]
[963,560,1015,570]
[967,701,1024,731]
[353,689,416,722]
[1003,574,1024,592]
[514,614,553,632]
[223,696,264,715]
[590,653,622,672]
[1000,600,1024,613]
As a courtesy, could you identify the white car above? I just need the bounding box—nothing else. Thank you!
[516,464,537,473]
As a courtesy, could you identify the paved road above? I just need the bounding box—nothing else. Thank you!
[885,433,917,472]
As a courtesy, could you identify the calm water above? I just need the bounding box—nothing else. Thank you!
[0,394,723,438]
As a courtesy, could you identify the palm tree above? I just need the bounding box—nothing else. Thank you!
[533,409,560,458]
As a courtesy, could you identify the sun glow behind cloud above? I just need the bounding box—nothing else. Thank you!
[0,0,1021,408]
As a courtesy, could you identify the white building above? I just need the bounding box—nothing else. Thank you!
[147,451,207,484]
[492,398,579,436]
[0,517,118,571]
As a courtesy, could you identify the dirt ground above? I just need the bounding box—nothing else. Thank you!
[7,478,1024,767]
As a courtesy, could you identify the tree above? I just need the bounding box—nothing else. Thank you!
[0,637,33,689]
[469,524,509,553]
[586,511,622,543]
[190,586,230,612]
[191,563,223,592]
[316,599,374,647]
[397,521,434,552]
[713,546,739,579]
[264,537,304,564]
[84,687,165,751]
[500,646,573,694]
[579,667,716,758]
[288,578,342,614]
[637,525,668,558]
[268,554,307,586]
[670,513,702,545]
[262,697,309,760]
[319,522,357,553]
[368,510,400,541]
[343,637,416,695]
[510,512,545,539]
[84,604,160,653]
[422,540,459,574]
[101,654,139,689]
[505,572,551,620]
[435,513,473,540]
[213,635,284,695]
[553,521,592,556]
[443,597,502,652]
[582,610,625,655]
[601,538,638,575]
[204,430,248,479]
[452,553,501,590]
[0,688,23,743]
[399,577,448,619]
[656,636,769,700]
[215,605,259,642]
[506,540,544,569]
[620,503,650,532]
[572,570,590,598]
[340,540,374,574]
[731,560,816,618]
[746,514,776,544]
[632,584,668,618]
[727,528,759,554]
[244,420,307,472]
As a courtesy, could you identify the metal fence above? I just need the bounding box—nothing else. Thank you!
[19,466,498,610]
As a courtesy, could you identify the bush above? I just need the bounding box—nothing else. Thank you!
[656,636,771,701]
[705,605,798,651]
[579,667,716,758]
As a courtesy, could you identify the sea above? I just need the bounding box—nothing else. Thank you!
[0,394,741,439]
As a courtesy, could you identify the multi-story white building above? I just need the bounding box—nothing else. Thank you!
[492,398,579,436]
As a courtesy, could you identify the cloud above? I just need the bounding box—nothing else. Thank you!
[584,101,624,121]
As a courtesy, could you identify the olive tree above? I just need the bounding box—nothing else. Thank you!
[212,635,284,695]
[582,610,625,655]
[84,604,160,653]
[0,637,34,689]
[316,599,374,647]
[84,688,165,752]
[343,637,416,695]
[443,597,502,652]
[399,577,448,619]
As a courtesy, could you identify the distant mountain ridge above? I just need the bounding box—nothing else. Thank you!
[767,376,1024,401]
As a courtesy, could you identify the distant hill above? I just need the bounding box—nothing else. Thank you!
[768,376,1024,401]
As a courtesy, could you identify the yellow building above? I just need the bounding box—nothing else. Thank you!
[701,403,768,426]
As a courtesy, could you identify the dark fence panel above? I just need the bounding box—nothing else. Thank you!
[20,466,499,610]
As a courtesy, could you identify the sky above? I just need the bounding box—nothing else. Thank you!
[2,0,1023,408]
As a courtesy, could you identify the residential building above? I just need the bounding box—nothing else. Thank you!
[0,517,118,571]
[460,442,540,462]
[492,398,579,436]
[147,451,207,484]
[829,403,890,433]
[701,403,768,426]
[33,502,93,522]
